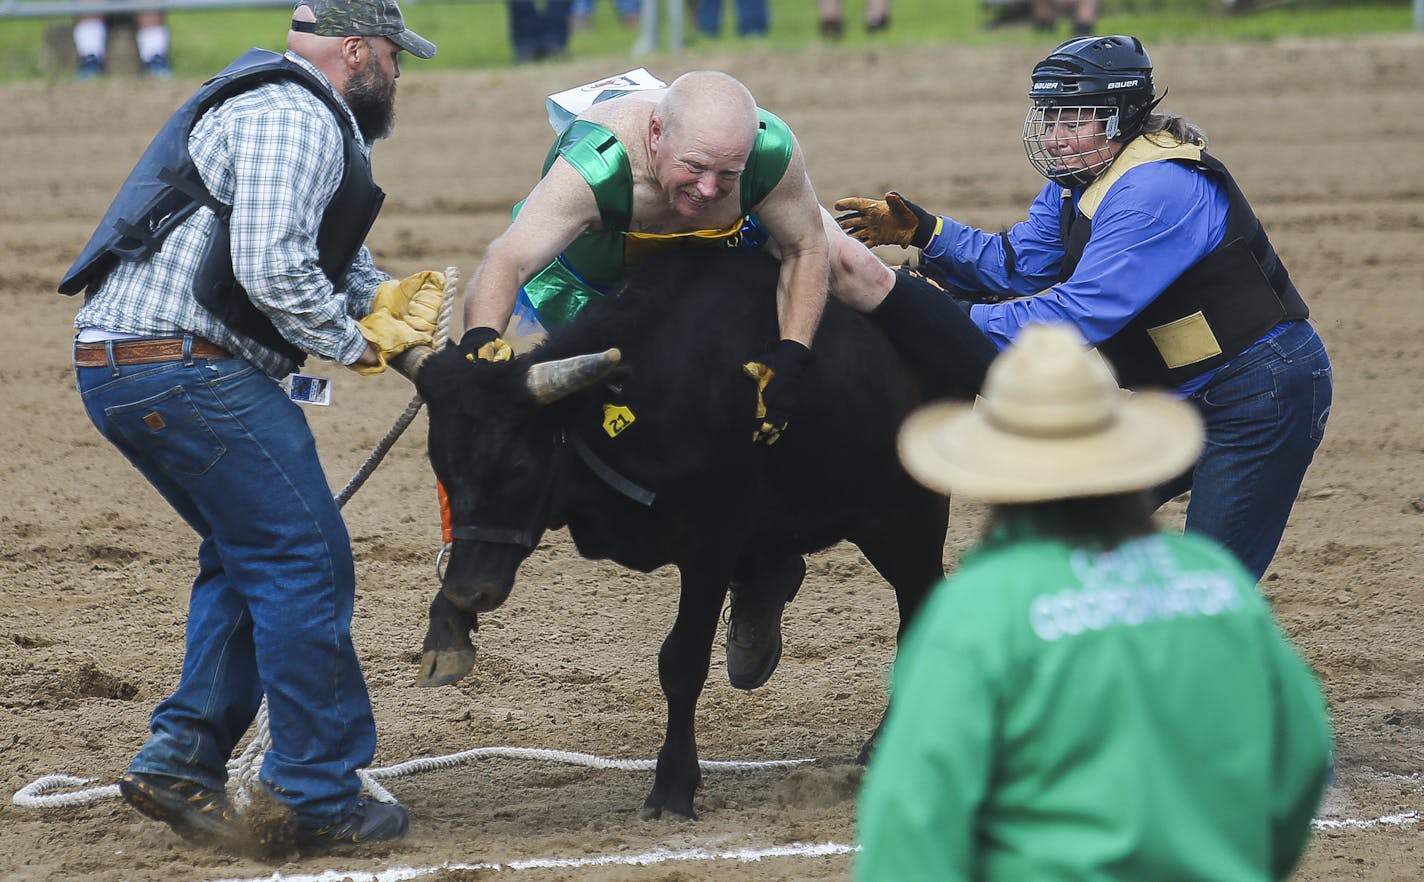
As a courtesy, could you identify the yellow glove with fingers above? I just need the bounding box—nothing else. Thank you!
[833,192,941,249]
[741,339,814,445]
[372,270,446,334]
[350,311,435,375]
[457,326,513,363]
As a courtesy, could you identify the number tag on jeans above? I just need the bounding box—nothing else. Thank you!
[284,374,332,406]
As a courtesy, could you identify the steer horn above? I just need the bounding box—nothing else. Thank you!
[390,345,437,381]
[526,349,622,404]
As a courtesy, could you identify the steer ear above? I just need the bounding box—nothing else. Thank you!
[525,348,623,404]
[389,345,438,382]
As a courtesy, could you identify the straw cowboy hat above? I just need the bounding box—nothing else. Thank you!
[897,323,1204,503]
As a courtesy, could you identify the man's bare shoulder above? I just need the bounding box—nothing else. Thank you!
[579,91,662,143]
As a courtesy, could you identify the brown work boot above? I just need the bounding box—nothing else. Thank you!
[725,556,805,690]
[119,771,240,844]
[726,592,785,690]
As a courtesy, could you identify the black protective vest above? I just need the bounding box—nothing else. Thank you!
[1059,151,1308,388]
[59,48,384,364]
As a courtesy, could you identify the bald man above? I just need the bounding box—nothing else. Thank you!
[464,72,830,437]
[61,0,438,853]
[461,70,846,689]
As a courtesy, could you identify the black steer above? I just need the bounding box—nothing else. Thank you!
[411,246,952,820]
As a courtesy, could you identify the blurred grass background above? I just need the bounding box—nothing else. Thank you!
[0,0,1413,81]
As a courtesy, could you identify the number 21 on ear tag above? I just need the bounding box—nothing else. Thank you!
[602,403,635,437]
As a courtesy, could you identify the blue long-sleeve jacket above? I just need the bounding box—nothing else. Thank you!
[922,161,1233,391]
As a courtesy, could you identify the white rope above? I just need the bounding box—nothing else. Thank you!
[11,745,813,810]
[333,266,459,507]
[366,745,813,779]
[10,776,119,809]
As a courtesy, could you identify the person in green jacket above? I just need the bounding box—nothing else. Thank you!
[857,322,1333,881]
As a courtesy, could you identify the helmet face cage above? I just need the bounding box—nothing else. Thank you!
[1023,35,1155,186]
[1023,104,1123,188]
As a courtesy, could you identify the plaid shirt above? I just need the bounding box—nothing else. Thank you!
[74,52,387,378]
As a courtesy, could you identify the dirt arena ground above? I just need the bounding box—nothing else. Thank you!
[2,33,1422,882]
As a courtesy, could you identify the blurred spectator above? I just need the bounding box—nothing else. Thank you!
[570,0,641,30]
[694,0,768,38]
[817,0,889,39]
[1031,0,1098,35]
[508,0,572,62]
[73,11,171,80]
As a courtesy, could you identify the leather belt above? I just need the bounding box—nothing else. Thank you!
[74,337,231,368]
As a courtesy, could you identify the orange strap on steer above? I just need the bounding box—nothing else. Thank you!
[437,480,453,544]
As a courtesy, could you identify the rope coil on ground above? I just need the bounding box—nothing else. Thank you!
[11,747,814,810]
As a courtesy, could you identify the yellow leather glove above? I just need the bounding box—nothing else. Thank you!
[741,339,814,445]
[457,326,513,363]
[350,311,434,375]
[372,270,446,335]
[833,192,941,249]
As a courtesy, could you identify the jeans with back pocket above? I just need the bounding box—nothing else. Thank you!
[75,342,376,825]
[1153,320,1333,581]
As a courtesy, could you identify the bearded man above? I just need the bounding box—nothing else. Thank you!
[61,0,440,852]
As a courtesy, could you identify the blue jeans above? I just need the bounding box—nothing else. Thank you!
[75,340,375,825]
[695,0,769,35]
[508,0,572,60]
[1153,320,1333,581]
[570,0,640,18]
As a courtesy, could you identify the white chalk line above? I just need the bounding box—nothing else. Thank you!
[194,812,1422,882]
[1312,810,1419,830]
[202,841,859,882]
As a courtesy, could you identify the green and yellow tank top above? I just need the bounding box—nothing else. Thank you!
[520,109,794,327]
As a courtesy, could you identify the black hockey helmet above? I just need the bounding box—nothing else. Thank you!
[1023,35,1160,186]
[1028,35,1156,141]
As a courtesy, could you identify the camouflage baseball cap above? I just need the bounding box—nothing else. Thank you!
[292,0,437,59]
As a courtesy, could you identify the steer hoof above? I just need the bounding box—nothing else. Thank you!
[639,799,698,822]
[641,785,699,821]
[856,716,887,765]
[416,647,476,687]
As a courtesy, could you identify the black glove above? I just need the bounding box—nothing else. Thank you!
[456,326,512,363]
[833,191,939,249]
[741,339,815,445]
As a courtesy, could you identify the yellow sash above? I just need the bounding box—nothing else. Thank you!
[1078,133,1203,219]
[622,218,747,264]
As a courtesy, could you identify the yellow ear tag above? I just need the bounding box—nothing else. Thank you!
[602,403,636,438]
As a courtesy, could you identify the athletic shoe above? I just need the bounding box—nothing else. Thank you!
[119,771,240,843]
[297,798,409,849]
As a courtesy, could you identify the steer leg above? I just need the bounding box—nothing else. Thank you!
[849,492,950,764]
[417,591,478,687]
[641,566,730,821]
